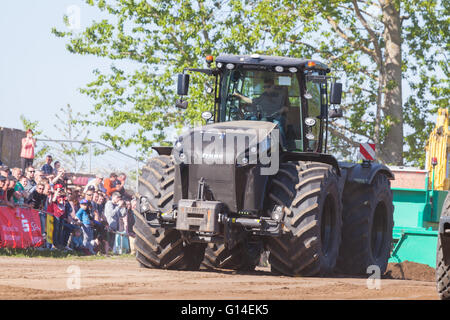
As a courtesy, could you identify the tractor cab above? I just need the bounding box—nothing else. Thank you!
[177,54,342,153]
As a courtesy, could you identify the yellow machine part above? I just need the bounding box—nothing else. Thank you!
[425,108,450,190]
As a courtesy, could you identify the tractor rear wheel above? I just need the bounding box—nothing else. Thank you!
[202,240,263,271]
[265,161,342,276]
[134,155,206,270]
[336,173,394,275]
[436,193,450,300]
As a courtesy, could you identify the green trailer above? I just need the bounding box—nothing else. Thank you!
[389,167,447,268]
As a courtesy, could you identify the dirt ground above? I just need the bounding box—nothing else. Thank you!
[0,256,439,300]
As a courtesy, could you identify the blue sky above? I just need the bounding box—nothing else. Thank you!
[0,0,116,140]
[0,1,145,176]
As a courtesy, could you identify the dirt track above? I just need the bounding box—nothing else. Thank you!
[0,256,438,300]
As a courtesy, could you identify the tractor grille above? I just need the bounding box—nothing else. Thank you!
[187,164,238,212]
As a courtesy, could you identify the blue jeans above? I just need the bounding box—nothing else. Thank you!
[81,224,95,254]
[62,222,78,248]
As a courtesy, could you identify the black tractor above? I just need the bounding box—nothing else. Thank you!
[133,54,394,276]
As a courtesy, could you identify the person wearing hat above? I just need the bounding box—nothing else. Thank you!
[83,174,105,194]
[20,129,36,173]
[76,198,95,255]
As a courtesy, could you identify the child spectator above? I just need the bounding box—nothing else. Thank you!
[20,129,36,173]
[76,199,95,255]
[69,227,88,254]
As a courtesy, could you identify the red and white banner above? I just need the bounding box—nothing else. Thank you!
[359,143,376,161]
[0,206,44,248]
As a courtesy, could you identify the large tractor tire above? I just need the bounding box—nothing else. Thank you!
[436,193,450,300]
[134,155,206,270]
[336,173,394,275]
[265,161,343,276]
[202,240,263,271]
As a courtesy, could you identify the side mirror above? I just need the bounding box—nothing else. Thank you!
[330,82,342,105]
[177,73,190,96]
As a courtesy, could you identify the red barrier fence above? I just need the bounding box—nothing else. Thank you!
[0,206,44,248]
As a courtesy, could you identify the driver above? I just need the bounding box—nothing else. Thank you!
[233,78,288,148]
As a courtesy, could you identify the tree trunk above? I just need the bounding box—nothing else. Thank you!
[380,0,403,165]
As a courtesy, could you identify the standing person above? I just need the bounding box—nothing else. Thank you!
[104,192,127,250]
[20,129,36,173]
[92,192,110,254]
[75,199,95,255]
[41,155,54,176]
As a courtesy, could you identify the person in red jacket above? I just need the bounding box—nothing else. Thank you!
[20,129,36,173]
[47,188,74,250]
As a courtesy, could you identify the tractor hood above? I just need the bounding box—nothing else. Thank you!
[173,120,278,165]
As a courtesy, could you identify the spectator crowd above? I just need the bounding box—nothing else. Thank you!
[0,152,136,256]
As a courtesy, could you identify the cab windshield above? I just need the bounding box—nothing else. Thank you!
[219,69,304,150]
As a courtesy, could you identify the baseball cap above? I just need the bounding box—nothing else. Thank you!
[80,199,89,205]
[54,184,63,189]
[0,176,6,182]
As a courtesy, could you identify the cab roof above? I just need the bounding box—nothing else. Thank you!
[216,54,330,73]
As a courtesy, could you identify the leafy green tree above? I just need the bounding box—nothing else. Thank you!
[53,0,448,166]
[242,0,448,166]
